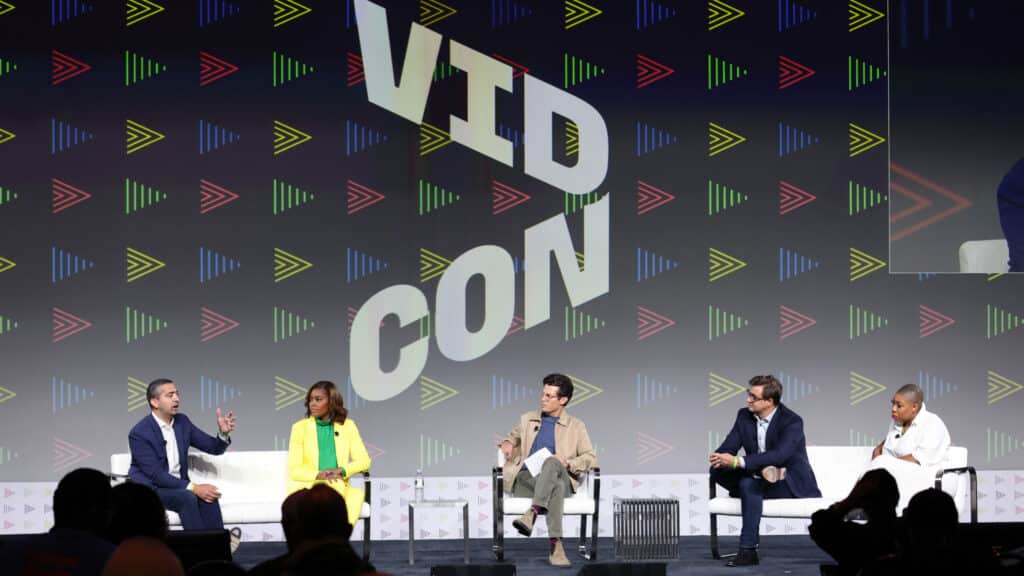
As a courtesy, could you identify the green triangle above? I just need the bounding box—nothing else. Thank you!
[125,306,168,343]
[564,306,606,341]
[125,179,167,215]
[273,179,315,215]
[0,57,16,76]
[563,53,606,89]
[433,61,461,82]
[708,180,748,215]
[418,179,460,215]
[848,180,887,215]
[848,56,887,91]
[0,314,18,334]
[707,54,749,90]
[849,305,888,340]
[274,306,316,342]
[708,305,749,340]
[273,51,316,88]
[125,50,167,86]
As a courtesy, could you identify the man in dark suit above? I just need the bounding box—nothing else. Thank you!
[128,378,235,530]
[709,374,820,566]
[997,157,1024,272]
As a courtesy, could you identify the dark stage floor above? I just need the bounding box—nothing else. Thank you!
[233,537,832,575]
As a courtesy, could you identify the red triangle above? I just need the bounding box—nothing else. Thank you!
[491,54,529,79]
[636,54,674,89]
[778,55,816,89]
[492,180,530,214]
[52,50,92,86]
[200,179,240,214]
[637,180,675,215]
[199,51,239,86]
[346,52,365,87]
[347,179,386,215]
[51,179,92,214]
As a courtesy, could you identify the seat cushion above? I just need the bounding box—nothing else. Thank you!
[166,501,370,526]
[111,451,371,526]
[502,495,596,515]
[708,445,973,520]
[708,496,835,517]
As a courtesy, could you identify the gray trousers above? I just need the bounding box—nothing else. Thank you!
[512,456,573,538]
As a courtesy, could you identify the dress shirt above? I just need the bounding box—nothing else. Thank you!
[152,412,181,479]
[740,406,777,468]
[882,403,950,468]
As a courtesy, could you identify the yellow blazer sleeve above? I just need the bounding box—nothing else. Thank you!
[339,420,371,476]
[287,419,318,483]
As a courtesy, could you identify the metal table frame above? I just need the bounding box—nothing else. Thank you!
[408,499,469,564]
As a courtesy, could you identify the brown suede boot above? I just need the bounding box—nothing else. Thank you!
[549,538,571,567]
[513,509,536,536]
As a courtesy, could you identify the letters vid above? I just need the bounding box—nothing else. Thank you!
[350,0,610,401]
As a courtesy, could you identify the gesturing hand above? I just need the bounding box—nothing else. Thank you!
[216,408,235,435]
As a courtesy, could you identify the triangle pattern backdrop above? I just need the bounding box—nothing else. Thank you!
[0,0,1020,534]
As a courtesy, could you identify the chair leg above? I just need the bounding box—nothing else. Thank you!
[492,471,504,561]
[363,515,371,561]
[710,513,720,559]
[493,523,504,562]
[578,514,588,558]
[590,511,599,561]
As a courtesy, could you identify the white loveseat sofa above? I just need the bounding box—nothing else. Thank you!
[707,445,976,558]
[110,450,372,558]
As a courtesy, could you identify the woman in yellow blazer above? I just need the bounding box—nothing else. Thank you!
[287,380,371,526]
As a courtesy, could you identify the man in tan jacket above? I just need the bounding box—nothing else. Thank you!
[499,373,596,567]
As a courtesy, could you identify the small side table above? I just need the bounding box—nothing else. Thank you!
[408,499,469,565]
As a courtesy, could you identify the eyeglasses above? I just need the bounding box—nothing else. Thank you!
[746,392,765,402]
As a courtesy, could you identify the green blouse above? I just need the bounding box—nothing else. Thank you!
[316,417,338,470]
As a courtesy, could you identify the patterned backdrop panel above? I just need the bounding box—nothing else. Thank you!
[0,0,1021,488]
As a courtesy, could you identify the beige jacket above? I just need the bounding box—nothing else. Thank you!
[500,410,596,492]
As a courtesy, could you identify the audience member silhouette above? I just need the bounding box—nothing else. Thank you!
[282,537,366,576]
[0,467,115,576]
[809,469,901,576]
[187,559,247,576]
[107,481,169,544]
[248,484,366,576]
[902,488,960,574]
[101,537,184,576]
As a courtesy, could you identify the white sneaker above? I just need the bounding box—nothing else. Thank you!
[229,526,242,555]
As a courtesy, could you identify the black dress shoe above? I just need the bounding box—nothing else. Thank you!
[725,548,759,567]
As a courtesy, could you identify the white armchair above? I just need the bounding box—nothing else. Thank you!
[492,449,600,561]
[958,239,1009,273]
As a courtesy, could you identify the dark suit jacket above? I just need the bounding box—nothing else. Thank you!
[715,403,821,497]
[997,157,1024,271]
[128,413,229,489]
